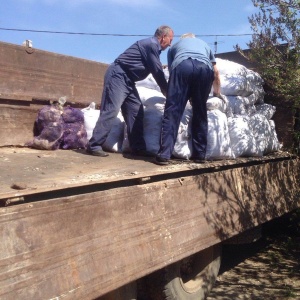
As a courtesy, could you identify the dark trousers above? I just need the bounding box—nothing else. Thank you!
[158,59,214,159]
[88,63,146,152]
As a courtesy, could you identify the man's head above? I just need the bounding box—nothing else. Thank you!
[155,25,174,51]
[180,33,196,39]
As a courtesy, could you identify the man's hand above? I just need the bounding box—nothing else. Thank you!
[213,92,225,102]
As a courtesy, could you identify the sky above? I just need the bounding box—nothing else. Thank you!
[0,0,259,65]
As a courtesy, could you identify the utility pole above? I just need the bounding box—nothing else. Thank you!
[214,36,224,54]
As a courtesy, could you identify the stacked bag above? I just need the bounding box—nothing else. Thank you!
[30,58,281,159]
[211,58,280,158]
[82,58,279,159]
[27,98,87,150]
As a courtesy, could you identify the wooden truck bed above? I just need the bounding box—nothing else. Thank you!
[0,147,296,203]
[0,40,299,300]
[0,147,299,299]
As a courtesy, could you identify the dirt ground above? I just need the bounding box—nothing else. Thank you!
[207,212,300,300]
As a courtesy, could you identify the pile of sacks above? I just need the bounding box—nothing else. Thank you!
[27,99,87,150]
[82,58,281,160]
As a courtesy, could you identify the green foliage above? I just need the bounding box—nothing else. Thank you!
[235,1,300,152]
[236,0,300,106]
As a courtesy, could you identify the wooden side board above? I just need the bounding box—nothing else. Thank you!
[0,41,108,146]
[0,41,108,104]
[0,158,299,299]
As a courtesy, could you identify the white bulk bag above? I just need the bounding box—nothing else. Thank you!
[255,103,276,120]
[102,112,125,153]
[172,105,193,160]
[266,120,281,153]
[228,116,262,157]
[206,110,235,160]
[81,102,100,140]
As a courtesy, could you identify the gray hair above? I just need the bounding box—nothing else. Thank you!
[181,33,196,39]
[154,25,173,38]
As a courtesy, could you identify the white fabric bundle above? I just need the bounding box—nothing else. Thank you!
[81,102,100,140]
[82,58,280,159]
[172,106,235,160]
[102,112,125,153]
[228,116,262,157]
[216,58,264,98]
[206,96,231,115]
[226,96,248,116]
[216,58,248,77]
[220,74,253,97]
[206,110,235,160]
[81,103,125,152]
[135,74,161,92]
[137,86,166,108]
[250,113,273,155]
[172,105,193,159]
[255,103,276,120]
[250,113,281,154]
[267,120,282,153]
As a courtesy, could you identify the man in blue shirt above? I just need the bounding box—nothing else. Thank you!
[155,33,222,165]
[87,25,174,157]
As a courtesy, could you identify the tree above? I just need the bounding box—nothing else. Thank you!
[236,0,300,151]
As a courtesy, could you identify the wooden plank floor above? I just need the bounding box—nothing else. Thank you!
[0,146,295,201]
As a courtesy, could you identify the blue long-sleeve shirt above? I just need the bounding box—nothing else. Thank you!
[115,37,167,93]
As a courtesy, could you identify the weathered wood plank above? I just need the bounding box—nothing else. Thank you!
[0,147,295,201]
[0,106,37,146]
[0,158,299,299]
[0,41,108,105]
[0,41,108,146]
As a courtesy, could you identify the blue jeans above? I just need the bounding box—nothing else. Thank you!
[88,63,146,152]
[158,59,214,160]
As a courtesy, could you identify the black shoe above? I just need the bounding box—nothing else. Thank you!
[132,149,155,157]
[154,156,170,165]
[86,148,109,157]
[193,159,206,163]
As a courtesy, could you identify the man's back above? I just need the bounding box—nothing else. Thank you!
[168,37,215,71]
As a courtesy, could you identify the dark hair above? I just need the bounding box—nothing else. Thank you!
[154,25,173,38]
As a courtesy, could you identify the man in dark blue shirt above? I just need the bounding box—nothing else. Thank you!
[87,25,174,157]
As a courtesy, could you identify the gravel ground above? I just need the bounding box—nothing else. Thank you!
[207,212,300,300]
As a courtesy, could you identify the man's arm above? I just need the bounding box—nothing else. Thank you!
[212,63,221,97]
[145,43,168,96]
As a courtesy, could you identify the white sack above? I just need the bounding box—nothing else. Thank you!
[250,113,280,155]
[206,96,231,115]
[216,58,265,98]
[216,58,248,77]
[81,102,100,140]
[228,116,262,157]
[227,96,248,116]
[135,68,169,92]
[266,120,281,153]
[206,110,235,160]
[136,86,166,106]
[102,112,125,153]
[172,105,193,159]
[172,107,235,160]
[82,102,125,152]
[255,103,276,120]
[246,70,264,86]
[220,74,253,97]
[136,74,161,92]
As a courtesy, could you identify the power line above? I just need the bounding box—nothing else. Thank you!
[0,27,253,37]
